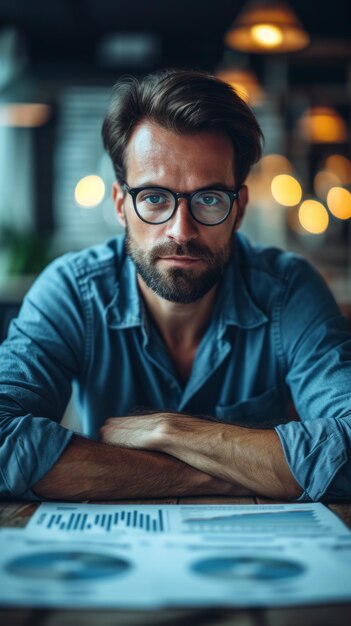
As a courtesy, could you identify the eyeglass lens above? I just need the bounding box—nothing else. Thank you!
[135,189,231,224]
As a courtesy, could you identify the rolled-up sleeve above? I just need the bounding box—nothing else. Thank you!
[274,258,351,500]
[0,255,87,499]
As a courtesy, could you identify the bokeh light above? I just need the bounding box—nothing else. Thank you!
[313,170,341,199]
[298,200,329,234]
[325,155,351,185]
[216,68,264,105]
[0,103,50,127]
[246,154,293,207]
[271,175,302,206]
[250,24,283,48]
[260,154,293,176]
[299,107,348,143]
[327,187,351,220]
[75,175,105,208]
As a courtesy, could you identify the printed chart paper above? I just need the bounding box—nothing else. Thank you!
[1,503,350,609]
[0,531,351,609]
[26,502,348,537]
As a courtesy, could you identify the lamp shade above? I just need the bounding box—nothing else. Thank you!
[225,0,310,53]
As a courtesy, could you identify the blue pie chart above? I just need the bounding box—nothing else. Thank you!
[5,550,131,581]
[192,556,305,581]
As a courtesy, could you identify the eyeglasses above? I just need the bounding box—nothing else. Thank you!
[122,183,239,226]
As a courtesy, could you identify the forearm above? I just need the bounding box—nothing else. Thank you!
[32,434,249,500]
[161,418,302,499]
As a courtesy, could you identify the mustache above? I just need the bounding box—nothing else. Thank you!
[149,241,216,263]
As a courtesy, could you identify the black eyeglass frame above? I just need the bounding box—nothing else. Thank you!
[122,182,240,226]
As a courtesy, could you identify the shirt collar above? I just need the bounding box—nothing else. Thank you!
[213,238,269,329]
[105,253,143,329]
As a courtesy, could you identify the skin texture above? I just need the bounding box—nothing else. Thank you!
[100,413,301,499]
[34,121,302,500]
[112,123,248,381]
[34,434,245,501]
[120,124,245,306]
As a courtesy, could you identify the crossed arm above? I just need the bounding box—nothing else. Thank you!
[33,431,246,500]
[34,412,302,500]
[99,412,302,499]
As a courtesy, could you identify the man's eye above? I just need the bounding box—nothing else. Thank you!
[198,194,219,206]
[145,194,164,204]
[139,193,170,206]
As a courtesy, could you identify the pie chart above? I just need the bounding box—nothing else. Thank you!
[5,550,132,581]
[192,555,305,581]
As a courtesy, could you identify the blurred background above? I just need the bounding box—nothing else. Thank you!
[0,0,351,336]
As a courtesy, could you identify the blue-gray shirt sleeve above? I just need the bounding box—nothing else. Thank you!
[0,256,86,499]
[274,258,351,501]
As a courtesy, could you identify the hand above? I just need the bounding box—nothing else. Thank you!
[99,412,172,450]
[100,412,215,450]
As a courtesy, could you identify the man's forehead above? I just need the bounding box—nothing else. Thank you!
[125,121,236,184]
[127,120,232,149]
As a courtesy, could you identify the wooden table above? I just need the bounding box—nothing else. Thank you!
[1,496,351,626]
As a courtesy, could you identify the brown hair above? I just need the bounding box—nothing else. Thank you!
[102,68,263,188]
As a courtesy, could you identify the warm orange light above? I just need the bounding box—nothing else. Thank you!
[246,154,293,206]
[75,175,105,208]
[327,187,351,220]
[235,84,250,103]
[0,103,50,127]
[271,174,302,206]
[216,68,264,105]
[299,108,348,143]
[325,155,351,185]
[313,170,341,199]
[225,1,310,53]
[298,200,329,234]
[260,154,292,175]
[250,24,283,47]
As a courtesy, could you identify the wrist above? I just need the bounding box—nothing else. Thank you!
[147,414,173,451]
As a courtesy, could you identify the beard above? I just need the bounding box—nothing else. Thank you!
[125,225,234,304]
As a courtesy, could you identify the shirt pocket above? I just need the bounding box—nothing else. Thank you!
[215,387,281,429]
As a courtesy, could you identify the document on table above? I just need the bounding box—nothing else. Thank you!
[0,503,350,609]
[0,529,351,609]
[26,502,349,537]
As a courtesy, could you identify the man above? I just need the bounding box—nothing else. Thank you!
[0,69,350,502]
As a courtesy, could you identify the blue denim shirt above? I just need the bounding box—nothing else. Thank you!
[1,233,350,501]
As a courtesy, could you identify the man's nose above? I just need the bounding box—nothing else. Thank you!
[165,198,198,244]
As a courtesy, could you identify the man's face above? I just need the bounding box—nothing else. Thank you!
[113,121,247,303]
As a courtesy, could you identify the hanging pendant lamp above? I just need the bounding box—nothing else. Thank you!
[225,0,310,54]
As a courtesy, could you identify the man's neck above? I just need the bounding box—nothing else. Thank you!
[137,275,217,351]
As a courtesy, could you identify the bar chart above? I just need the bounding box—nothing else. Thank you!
[35,507,166,534]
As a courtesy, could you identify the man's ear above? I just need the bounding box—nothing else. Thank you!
[234,184,248,230]
[112,181,126,228]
